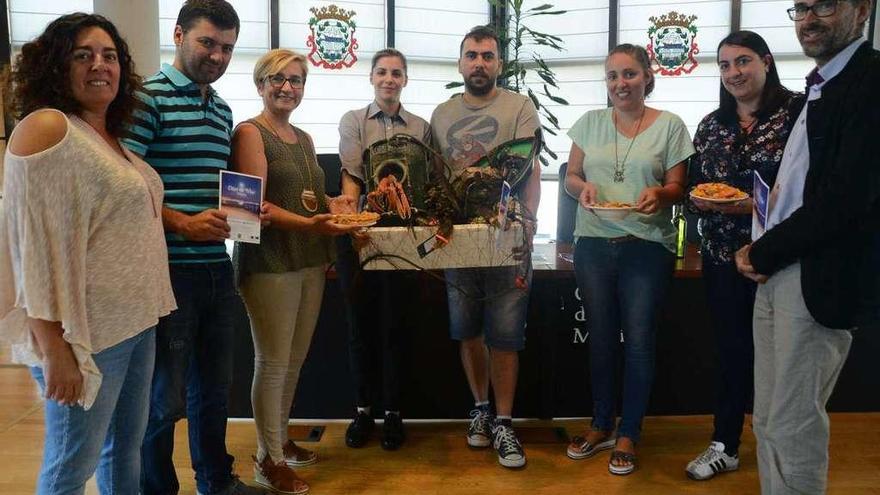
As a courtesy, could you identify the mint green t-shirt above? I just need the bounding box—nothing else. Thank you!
[567,108,694,252]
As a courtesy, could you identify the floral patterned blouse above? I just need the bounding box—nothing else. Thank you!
[688,94,803,264]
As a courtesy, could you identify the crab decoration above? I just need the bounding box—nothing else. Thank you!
[366,175,411,219]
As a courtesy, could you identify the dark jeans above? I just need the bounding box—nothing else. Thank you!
[703,259,756,455]
[573,237,674,443]
[336,236,402,412]
[142,261,238,495]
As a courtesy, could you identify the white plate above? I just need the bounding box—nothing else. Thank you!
[331,214,379,228]
[332,219,378,228]
[585,205,635,221]
[689,191,749,204]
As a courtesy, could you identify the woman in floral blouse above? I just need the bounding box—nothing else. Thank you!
[685,30,803,481]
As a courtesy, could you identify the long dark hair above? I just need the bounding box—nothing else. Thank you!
[716,30,793,125]
[2,13,141,137]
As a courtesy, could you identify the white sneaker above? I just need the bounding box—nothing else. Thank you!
[686,441,739,480]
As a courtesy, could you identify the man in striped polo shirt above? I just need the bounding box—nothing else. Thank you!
[123,1,264,494]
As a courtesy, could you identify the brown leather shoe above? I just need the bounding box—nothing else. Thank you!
[282,440,318,467]
[253,455,309,494]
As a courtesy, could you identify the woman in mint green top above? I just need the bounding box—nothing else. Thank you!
[567,108,694,250]
[562,44,694,475]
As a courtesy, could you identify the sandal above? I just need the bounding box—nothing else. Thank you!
[566,432,615,460]
[608,449,638,475]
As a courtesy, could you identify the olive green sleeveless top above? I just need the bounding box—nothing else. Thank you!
[235,119,335,282]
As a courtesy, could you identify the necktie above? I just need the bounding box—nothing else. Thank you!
[805,69,825,90]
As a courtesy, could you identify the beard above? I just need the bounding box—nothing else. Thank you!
[185,59,226,85]
[464,72,495,96]
[797,19,860,62]
[178,45,227,85]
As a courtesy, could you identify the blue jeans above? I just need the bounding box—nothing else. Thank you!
[142,261,238,495]
[573,237,674,443]
[445,265,532,352]
[32,327,155,495]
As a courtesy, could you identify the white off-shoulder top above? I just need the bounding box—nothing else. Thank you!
[0,110,176,408]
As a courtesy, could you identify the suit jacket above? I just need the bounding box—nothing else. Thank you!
[749,42,880,330]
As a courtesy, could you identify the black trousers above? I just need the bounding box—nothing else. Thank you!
[335,236,402,412]
[703,259,756,454]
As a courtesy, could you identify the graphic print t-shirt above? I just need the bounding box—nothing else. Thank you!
[430,89,540,172]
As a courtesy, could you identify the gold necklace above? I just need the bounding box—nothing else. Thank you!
[259,113,318,213]
[612,106,646,183]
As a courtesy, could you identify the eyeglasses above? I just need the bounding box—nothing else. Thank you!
[265,74,304,89]
[787,0,841,21]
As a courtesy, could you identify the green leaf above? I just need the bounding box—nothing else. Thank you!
[527,9,566,16]
[541,110,560,127]
[547,94,569,105]
[526,88,541,111]
[528,3,554,11]
[445,81,464,89]
[539,154,550,167]
[537,72,557,87]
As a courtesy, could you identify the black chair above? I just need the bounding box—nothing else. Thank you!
[317,153,343,196]
[556,162,577,243]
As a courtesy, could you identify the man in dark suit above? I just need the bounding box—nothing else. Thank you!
[735,0,879,493]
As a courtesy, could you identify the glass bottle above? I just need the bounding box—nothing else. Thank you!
[672,204,687,259]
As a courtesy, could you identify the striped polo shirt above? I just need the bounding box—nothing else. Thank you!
[123,63,233,264]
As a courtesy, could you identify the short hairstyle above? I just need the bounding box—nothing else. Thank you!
[459,25,501,57]
[606,43,655,97]
[2,12,141,137]
[252,48,308,87]
[177,0,240,36]
[371,48,408,73]
[716,30,793,124]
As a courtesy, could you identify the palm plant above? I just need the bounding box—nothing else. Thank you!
[448,0,569,166]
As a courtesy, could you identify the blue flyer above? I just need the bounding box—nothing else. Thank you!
[220,170,263,244]
[752,170,770,239]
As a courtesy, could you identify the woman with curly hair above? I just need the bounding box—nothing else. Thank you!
[0,13,175,494]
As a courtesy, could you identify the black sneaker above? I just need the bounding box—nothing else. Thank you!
[466,408,494,448]
[492,422,526,468]
[381,412,405,451]
[345,411,375,448]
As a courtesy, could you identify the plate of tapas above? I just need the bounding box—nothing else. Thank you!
[331,211,380,227]
[690,183,749,203]
[586,201,636,220]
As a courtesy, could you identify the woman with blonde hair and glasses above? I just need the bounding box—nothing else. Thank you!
[231,48,358,494]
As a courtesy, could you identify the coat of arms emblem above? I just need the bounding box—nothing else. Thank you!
[307,5,358,69]
[647,12,699,76]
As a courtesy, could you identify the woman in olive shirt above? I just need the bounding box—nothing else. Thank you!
[231,48,357,495]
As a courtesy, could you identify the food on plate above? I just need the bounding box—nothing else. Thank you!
[592,201,634,208]
[691,183,748,200]
[332,211,380,226]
